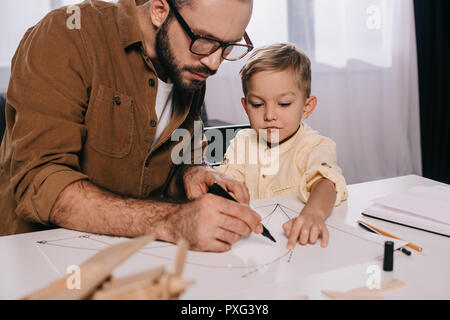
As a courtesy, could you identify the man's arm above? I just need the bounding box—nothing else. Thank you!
[50,180,180,239]
[50,179,262,252]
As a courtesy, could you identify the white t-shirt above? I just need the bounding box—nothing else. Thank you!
[151,78,174,149]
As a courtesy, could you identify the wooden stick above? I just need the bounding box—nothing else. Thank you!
[322,279,407,300]
[91,266,165,299]
[93,283,161,300]
[169,278,194,296]
[347,279,407,296]
[159,273,170,300]
[322,290,384,300]
[24,235,154,300]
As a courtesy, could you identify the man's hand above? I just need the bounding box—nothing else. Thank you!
[50,180,262,253]
[182,165,250,204]
[170,193,263,252]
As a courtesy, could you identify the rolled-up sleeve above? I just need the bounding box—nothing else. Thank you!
[6,10,91,225]
[297,140,348,206]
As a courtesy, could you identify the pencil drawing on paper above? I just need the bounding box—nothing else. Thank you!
[35,202,300,278]
[29,194,401,299]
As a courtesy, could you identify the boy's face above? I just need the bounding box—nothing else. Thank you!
[242,69,317,143]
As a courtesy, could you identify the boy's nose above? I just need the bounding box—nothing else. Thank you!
[199,49,224,73]
[264,104,277,121]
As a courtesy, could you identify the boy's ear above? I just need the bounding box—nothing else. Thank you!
[303,96,317,119]
[241,98,249,114]
[150,0,170,28]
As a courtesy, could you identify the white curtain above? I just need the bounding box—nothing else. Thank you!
[0,0,422,184]
[0,0,90,91]
[204,0,422,184]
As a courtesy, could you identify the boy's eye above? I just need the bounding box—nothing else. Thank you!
[279,102,292,107]
[250,102,264,108]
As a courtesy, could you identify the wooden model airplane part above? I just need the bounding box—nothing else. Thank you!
[322,279,407,300]
[24,236,192,300]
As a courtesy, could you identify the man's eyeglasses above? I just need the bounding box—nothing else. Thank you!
[167,0,254,61]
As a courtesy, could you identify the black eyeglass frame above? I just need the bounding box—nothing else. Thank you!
[166,0,254,61]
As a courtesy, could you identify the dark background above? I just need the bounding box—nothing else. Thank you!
[414,0,450,184]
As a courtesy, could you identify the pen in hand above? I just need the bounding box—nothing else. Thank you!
[208,183,276,243]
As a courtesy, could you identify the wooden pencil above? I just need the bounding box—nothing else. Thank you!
[358,220,423,252]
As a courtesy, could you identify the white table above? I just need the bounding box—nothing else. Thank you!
[1,175,449,300]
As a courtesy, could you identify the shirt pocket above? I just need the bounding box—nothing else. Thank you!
[87,85,134,158]
[270,183,298,197]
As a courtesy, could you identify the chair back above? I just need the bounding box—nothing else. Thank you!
[204,124,251,166]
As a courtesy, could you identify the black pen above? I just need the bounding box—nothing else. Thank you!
[208,183,276,243]
[358,221,411,256]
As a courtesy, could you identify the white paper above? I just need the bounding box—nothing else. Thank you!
[367,185,450,236]
[33,194,406,299]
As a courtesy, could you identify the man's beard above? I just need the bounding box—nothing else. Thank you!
[155,18,216,92]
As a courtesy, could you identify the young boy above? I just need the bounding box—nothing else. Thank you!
[215,43,347,250]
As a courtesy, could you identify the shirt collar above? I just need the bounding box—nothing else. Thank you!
[259,122,306,154]
[117,0,147,48]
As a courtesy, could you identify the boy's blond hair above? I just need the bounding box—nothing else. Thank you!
[240,43,311,100]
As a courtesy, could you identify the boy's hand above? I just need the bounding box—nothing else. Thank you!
[283,208,330,250]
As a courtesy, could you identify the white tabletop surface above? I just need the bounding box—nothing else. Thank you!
[1,175,449,300]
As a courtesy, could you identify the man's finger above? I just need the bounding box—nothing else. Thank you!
[185,180,209,200]
[223,180,250,204]
[184,167,212,199]
[211,179,250,204]
[186,185,201,200]
[221,214,251,237]
[216,227,241,245]
[203,240,231,253]
[218,198,262,234]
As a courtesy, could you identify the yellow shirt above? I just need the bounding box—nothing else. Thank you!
[215,123,348,205]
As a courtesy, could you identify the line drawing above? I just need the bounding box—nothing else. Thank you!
[34,202,383,280]
[35,202,302,278]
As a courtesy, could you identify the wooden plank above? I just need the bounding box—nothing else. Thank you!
[25,234,154,300]
[322,279,407,300]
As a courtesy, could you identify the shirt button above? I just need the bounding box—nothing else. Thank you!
[262,174,266,178]
[113,96,121,105]
[150,119,157,127]
[148,78,156,87]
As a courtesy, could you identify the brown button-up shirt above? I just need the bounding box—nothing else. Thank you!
[0,0,206,236]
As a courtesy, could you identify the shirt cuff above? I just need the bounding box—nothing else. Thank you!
[15,165,88,225]
[298,164,348,206]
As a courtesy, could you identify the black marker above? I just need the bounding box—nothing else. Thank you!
[208,183,276,243]
[383,241,394,271]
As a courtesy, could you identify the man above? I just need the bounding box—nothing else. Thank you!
[0,0,263,252]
